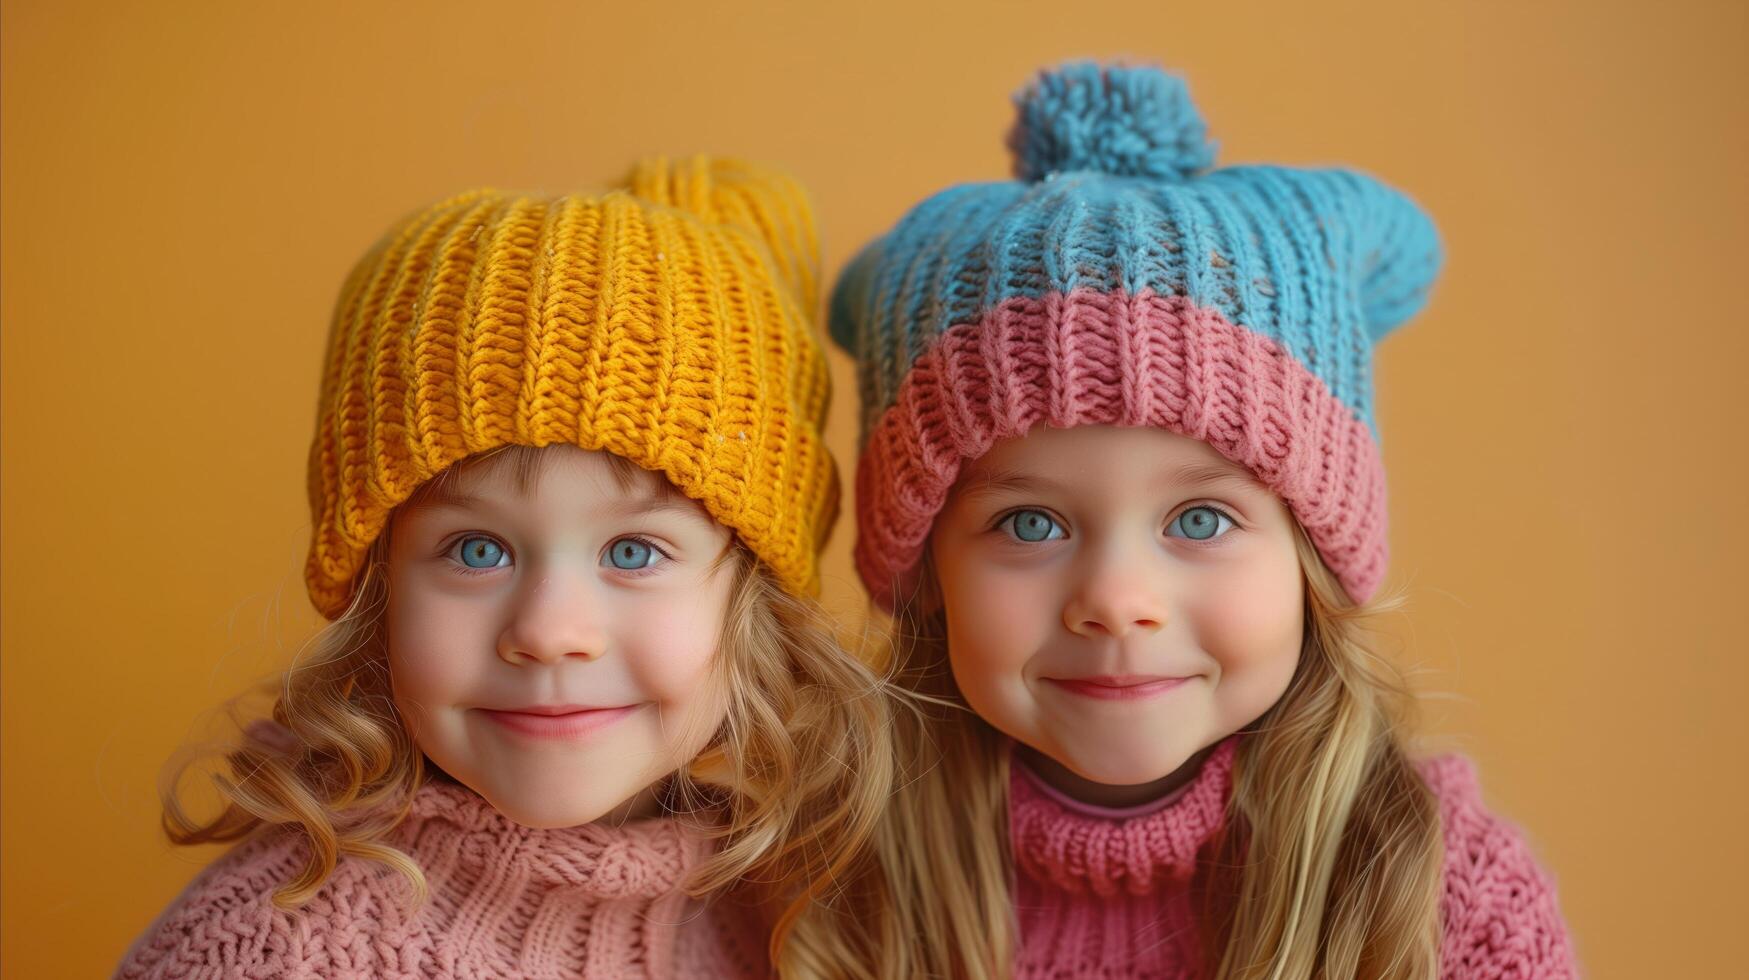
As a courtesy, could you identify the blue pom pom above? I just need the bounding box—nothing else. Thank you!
[1007,62,1216,182]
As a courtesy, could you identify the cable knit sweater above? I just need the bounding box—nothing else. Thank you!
[115,781,767,979]
[1010,737,1579,979]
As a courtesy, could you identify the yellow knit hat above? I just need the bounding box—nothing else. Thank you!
[304,156,836,619]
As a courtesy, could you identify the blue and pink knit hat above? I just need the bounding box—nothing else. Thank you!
[830,61,1442,609]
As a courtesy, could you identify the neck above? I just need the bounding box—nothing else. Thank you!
[1016,740,1223,810]
[423,761,672,826]
[601,783,666,823]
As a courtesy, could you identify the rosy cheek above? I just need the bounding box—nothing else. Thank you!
[1190,549,1303,677]
[386,589,484,709]
[614,583,729,708]
[627,629,716,705]
[942,563,1053,690]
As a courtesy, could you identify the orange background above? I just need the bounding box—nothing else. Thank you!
[3,1,1744,976]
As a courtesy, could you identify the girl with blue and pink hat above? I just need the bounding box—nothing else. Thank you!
[826,61,1578,979]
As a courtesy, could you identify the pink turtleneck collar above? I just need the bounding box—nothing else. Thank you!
[398,777,707,901]
[1005,737,1581,979]
[117,779,770,979]
[1010,736,1239,899]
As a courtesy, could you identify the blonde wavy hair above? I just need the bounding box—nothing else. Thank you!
[810,517,1446,980]
[161,447,896,973]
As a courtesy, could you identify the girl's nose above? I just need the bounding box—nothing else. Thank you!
[1061,546,1168,639]
[496,570,609,665]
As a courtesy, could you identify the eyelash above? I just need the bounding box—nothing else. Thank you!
[443,534,509,577]
[990,504,1242,542]
[601,534,673,577]
[1167,504,1240,544]
[439,534,675,577]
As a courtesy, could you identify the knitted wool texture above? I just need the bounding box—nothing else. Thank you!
[115,781,767,979]
[306,156,835,618]
[829,62,1443,608]
[1009,739,1579,978]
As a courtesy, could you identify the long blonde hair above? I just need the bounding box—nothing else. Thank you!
[815,518,1445,980]
[161,447,896,973]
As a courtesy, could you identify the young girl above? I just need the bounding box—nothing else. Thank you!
[826,63,1578,978]
[118,156,893,979]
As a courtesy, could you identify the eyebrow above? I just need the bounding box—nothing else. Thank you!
[1160,462,1271,494]
[955,460,1268,501]
[952,469,1061,503]
[601,491,706,519]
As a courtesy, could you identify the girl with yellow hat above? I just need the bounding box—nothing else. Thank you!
[117,157,892,978]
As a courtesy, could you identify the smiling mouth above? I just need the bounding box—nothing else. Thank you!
[477,704,643,739]
[1044,676,1192,701]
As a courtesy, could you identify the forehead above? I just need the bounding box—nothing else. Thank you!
[956,424,1270,498]
[404,444,698,514]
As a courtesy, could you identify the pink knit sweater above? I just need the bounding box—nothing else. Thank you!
[115,780,767,979]
[1010,737,1579,979]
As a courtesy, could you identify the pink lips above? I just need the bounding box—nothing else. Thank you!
[1045,675,1192,701]
[478,704,642,739]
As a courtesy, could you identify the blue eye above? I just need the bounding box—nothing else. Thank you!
[453,536,507,569]
[604,536,664,570]
[1169,506,1235,541]
[1002,509,1064,543]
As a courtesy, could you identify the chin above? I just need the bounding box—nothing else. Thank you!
[1065,743,1194,788]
